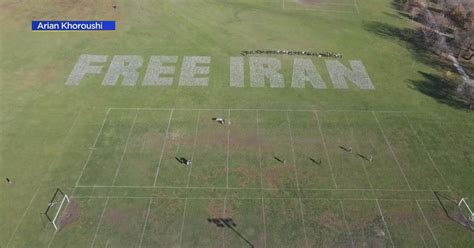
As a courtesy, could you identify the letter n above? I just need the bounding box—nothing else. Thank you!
[326,60,375,90]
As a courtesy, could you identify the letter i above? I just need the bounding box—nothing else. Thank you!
[230,57,244,87]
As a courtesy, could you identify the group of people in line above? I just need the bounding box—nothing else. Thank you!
[177,118,375,168]
[240,50,343,58]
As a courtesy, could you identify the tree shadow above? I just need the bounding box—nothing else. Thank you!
[363,21,434,65]
[363,20,470,109]
[408,71,466,108]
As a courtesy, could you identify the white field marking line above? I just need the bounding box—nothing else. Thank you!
[139,134,148,153]
[420,234,428,248]
[255,110,267,248]
[186,111,201,188]
[178,198,189,248]
[283,6,355,13]
[339,200,355,248]
[222,198,227,248]
[138,198,153,248]
[289,0,357,7]
[375,199,395,247]
[226,109,230,189]
[73,184,451,192]
[90,197,110,248]
[112,110,139,185]
[353,0,360,14]
[75,108,111,187]
[10,107,83,248]
[372,111,413,190]
[109,107,414,114]
[435,121,474,163]
[403,114,450,191]
[286,111,309,248]
[153,109,174,186]
[286,111,302,190]
[72,196,442,202]
[282,0,285,10]
[416,200,440,248]
[313,111,338,189]
[344,114,374,190]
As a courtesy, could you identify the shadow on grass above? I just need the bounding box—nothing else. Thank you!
[433,191,474,232]
[408,71,466,109]
[363,21,440,66]
[363,21,469,109]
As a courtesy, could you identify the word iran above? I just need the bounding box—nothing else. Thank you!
[66,55,375,90]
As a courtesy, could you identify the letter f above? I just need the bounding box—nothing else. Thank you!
[66,55,107,85]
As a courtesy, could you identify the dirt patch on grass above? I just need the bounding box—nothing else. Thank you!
[207,200,225,217]
[58,200,80,230]
[134,130,165,152]
[262,166,295,189]
[103,208,132,233]
[230,166,259,187]
[318,211,347,232]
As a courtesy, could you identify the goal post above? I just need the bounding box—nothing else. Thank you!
[457,198,474,222]
[44,188,70,231]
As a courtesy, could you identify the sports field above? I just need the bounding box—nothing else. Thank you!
[1,0,473,247]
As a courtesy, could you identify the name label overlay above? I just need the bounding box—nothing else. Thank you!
[32,21,116,31]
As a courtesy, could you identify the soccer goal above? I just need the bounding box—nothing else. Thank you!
[44,188,70,231]
[457,198,474,222]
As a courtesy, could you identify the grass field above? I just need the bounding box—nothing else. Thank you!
[1,0,473,247]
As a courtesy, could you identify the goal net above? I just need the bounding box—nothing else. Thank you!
[458,198,474,222]
[44,188,70,231]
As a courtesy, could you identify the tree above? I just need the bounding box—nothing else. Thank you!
[450,4,466,25]
[457,80,474,109]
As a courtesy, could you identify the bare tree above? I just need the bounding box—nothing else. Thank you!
[457,80,474,109]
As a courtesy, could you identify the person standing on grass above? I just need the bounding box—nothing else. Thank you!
[212,117,225,125]
[179,157,192,166]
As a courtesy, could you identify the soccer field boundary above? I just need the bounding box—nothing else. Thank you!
[255,110,268,248]
[111,110,139,185]
[100,107,474,127]
[63,195,447,248]
[137,197,153,248]
[178,198,189,247]
[286,111,309,248]
[185,110,201,189]
[372,111,413,190]
[403,113,451,191]
[313,111,338,188]
[226,109,231,189]
[153,109,174,186]
[70,195,446,202]
[74,108,111,188]
[108,107,415,113]
[48,107,460,247]
[73,184,451,193]
[343,113,375,190]
[282,0,358,14]
[416,200,441,248]
[375,199,395,247]
[282,0,358,7]
[90,197,110,248]
[339,200,355,247]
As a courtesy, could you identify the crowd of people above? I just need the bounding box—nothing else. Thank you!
[240,50,342,58]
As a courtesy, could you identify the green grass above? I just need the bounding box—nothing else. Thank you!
[1,0,473,247]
